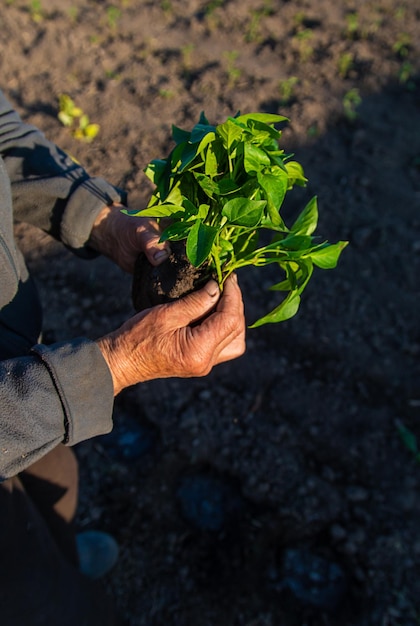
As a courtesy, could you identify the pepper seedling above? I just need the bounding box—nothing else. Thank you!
[126,112,347,327]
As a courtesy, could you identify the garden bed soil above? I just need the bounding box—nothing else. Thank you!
[2,1,420,625]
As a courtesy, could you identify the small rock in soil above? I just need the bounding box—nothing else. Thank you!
[274,547,347,611]
[176,471,245,532]
[97,416,159,462]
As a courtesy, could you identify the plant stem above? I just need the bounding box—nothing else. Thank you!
[212,240,224,286]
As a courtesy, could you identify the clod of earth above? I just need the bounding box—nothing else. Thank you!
[132,241,212,312]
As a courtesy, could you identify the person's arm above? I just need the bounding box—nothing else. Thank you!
[0,276,245,480]
[0,338,115,481]
[0,90,245,481]
[0,89,124,257]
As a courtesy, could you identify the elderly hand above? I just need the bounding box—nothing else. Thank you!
[88,203,169,272]
[96,274,245,395]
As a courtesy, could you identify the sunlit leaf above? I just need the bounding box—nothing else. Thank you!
[235,112,288,125]
[291,196,318,235]
[136,204,185,218]
[249,291,301,328]
[257,167,288,226]
[160,221,192,242]
[244,143,271,173]
[308,241,348,269]
[285,160,308,188]
[216,118,244,150]
[186,220,218,267]
[222,198,266,227]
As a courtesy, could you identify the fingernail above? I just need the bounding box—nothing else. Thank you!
[153,249,169,262]
[205,280,219,298]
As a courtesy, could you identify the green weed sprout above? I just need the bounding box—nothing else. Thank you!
[58,94,100,143]
[126,112,348,327]
[343,88,362,122]
[396,420,420,464]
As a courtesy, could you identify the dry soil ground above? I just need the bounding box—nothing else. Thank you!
[1,1,420,625]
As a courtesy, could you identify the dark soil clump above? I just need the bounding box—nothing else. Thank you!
[132,242,212,311]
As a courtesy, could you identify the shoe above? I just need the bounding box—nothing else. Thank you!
[76,530,119,580]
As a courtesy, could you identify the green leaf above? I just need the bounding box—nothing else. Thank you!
[235,112,288,125]
[291,196,318,235]
[144,159,167,185]
[137,204,185,218]
[216,118,244,150]
[186,220,218,267]
[181,197,200,218]
[178,142,202,172]
[83,123,100,141]
[217,178,241,195]
[204,143,219,177]
[232,229,259,259]
[308,241,348,269]
[198,203,210,220]
[194,173,219,198]
[172,125,190,144]
[160,221,192,242]
[243,119,282,144]
[197,131,216,155]
[285,160,308,188]
[219,238,234,255]
[164,184,184,206]
[58,111,73,127]
[79,113,90,129]
[222,197,266,227]
[249,291,301,328]
[257,167,288,226]
[191,124,216,143]
[280,233,313,250]
[244,143,271,173]
[396,420,419,456]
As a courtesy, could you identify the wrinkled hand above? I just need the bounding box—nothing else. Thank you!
[96,275,245,395]
[88,203,169,272]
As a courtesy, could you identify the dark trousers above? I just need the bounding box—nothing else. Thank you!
[0,445,116,626]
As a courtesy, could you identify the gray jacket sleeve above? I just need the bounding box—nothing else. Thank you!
[0,339,114,480]
[0,89,118,480]
[0,89,125,256]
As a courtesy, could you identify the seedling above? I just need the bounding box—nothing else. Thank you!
[160,0,173,12]
[278,76,299,106]
[295,29,314,62]
[67,7,79,23]
[342,88,361,122]
[392,33,411,58]
[30,0,44,22]
[58,94,100,143]
[224,51,242,87]
[127,112,347,327]
[345,12,359,39]
[205,0,224,16]
[106,6,122,30]
[399,62,415,90]
[338,52,354,79]
[181,43,195,71]
[245,3,273,43]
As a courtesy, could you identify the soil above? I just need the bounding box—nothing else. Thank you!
[132,242,211,311]
[2,1,420,625]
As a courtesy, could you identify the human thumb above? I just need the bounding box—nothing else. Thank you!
[173,280,220,325]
